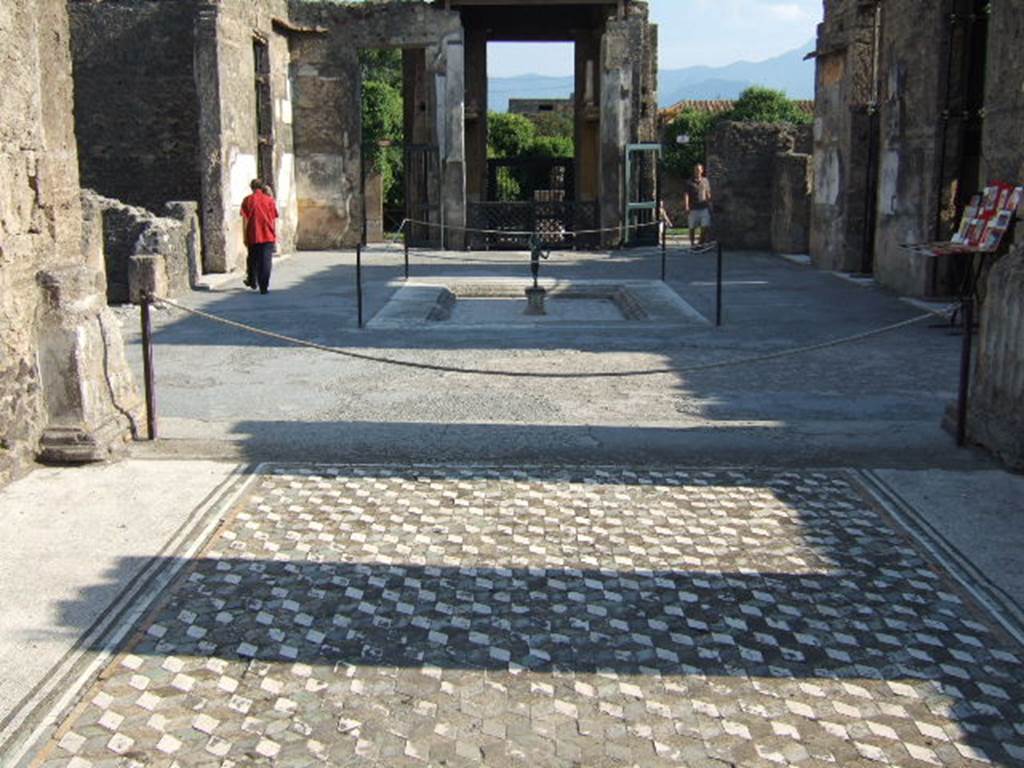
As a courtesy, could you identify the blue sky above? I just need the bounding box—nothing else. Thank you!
[488,0,823,76]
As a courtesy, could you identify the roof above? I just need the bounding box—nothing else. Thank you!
[659,99,815,123]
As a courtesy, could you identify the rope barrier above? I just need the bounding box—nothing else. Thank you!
[396,217,664,238]
[151,295,943,381]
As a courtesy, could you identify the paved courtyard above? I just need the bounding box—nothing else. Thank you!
[123,246,985,469]
[29,466,1024,767]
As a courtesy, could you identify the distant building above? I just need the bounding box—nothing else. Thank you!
[509,98,574,118]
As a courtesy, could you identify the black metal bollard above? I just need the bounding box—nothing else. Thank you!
[403,228,410,281]
[715,241,723,327]
[956,296,974,447]
[140,292,157,440]
[356,243,364,329]
[660,222,667,282]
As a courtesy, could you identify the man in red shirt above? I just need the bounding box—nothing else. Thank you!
[241,179,279,294]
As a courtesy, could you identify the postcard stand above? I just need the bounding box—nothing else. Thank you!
[902,182,1021,328]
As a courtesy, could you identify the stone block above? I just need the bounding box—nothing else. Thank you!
[771,152,813,255]
[164,201,203,288]
[128,254,169,304]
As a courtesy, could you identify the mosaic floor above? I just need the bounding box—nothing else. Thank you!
[32,467,1024,767]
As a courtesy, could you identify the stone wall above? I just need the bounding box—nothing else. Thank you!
[809,0,878,273]
[69,0,202,212]
[69,0,297,276]
[968,0,1024,469]
[88,193,200,304]
[287,2,464,250]
[196,0,297,273]
[706,122,812,251]
[871,1,954,297]
[970,245,1024,470]
[1,0,140,485]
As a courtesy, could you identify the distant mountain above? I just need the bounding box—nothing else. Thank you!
[488,75,574,113]
[659,40,817,105]
[487,40,816,112]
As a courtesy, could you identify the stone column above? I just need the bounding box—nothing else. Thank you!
[439,35,467,251]
[575,29,601,204]
[464,27,488,206]
[969,245,1024,470]
[599,22,633,247]
[195,4,229,272]
[404,47,438,246]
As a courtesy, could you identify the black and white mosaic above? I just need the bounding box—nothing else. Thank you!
[34,467,1024,767]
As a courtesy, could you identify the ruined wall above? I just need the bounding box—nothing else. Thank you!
[1,0,140,484]
[706,122,812,251]
[89,193,199,304]
[287,2,463,249]
[809,0,878,272]
[69,0,202,212]
[968,0,1024,469]
[197,0,297,273]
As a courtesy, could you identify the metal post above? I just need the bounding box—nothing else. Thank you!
[404,228,410,281]
[956,296,974,447]
[715,241,723,327]
[660,223,667,282]
[356,243,364,330]
[140,293,157,440]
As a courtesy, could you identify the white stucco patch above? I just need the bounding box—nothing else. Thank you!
[229,153,258,208]
[879,150,899,216]
[814,148,840,206]
[276,153,295,209]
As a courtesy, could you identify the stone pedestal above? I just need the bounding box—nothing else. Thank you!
[36,266,143,464]
[524,286,547,316]
[365,168,384,243]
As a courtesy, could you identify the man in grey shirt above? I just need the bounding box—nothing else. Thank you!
[684,163,712,247]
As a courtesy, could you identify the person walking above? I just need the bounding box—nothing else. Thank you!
[684,163,712,248]
[241,179,278,294]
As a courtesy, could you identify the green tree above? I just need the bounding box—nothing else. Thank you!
[526,134,574,158]
[662,108,719,178]
[360,47,402,90]
[662,87,811,177]
[729,86,813,125]
[360,49,404,208]
[487,112,537,158]
[531,111,574,141]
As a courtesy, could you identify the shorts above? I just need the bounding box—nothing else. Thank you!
[688,208,712,229]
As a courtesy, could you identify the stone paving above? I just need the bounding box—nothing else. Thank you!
[32,466,1024,767]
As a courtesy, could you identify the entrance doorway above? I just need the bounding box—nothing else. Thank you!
[468,41,597,249]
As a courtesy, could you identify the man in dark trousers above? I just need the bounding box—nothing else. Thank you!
[241,179,278,294]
